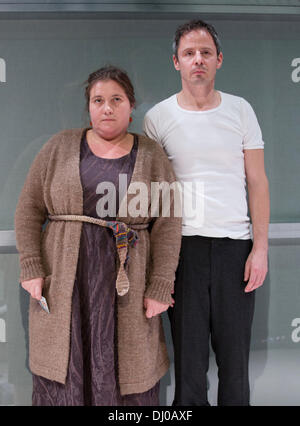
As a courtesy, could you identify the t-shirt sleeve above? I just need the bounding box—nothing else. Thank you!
[241,98,264,150]
[143,107,162,145]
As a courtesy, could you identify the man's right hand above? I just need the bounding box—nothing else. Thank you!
[21,277,44,300]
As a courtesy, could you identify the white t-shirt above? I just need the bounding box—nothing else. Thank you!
[143,91,264,240]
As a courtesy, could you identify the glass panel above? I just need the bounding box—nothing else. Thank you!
[0,17,299,228]
[1,241,299,405]
[249,240,300,405]
[0,7,299,406]
[0,254,32,406]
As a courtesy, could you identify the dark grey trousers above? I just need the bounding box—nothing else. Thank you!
[168,236,255,406]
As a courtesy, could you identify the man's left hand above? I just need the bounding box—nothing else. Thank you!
[244,248,268,292]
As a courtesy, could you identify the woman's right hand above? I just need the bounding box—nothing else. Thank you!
[21,277,44,300]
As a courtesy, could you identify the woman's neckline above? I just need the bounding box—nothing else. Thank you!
[84,131,137,160]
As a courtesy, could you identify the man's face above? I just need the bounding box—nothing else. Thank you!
[173,29,223,86]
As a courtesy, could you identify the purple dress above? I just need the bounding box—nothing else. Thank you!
[32,133,160,406]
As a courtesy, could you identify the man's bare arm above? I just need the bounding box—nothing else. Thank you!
[244,149,270,292]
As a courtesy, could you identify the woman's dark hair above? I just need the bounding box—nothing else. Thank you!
[84,65,136,111]
[173,19,221,59]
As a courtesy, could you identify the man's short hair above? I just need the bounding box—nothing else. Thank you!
[173,19,221,59]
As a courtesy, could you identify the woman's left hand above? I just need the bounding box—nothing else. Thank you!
[144,297,174,319]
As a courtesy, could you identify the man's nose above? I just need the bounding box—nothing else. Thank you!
[194,51,203,64]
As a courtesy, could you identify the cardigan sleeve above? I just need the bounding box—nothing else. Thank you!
[144,145,182,305]
[14,142,50,282]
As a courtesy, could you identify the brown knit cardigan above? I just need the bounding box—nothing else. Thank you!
[14,128,182,395]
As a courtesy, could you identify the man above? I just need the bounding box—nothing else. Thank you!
[143,19,269,406]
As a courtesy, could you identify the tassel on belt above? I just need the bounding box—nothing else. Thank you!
[48,214,149,296]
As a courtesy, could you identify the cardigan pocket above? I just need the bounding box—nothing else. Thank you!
[43,274,52,286]
[42,274,52,302]
[38,274,51,313]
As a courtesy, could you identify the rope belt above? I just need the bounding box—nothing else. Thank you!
[48,214,149,296]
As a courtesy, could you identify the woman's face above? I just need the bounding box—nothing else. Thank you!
[89,79,133,141]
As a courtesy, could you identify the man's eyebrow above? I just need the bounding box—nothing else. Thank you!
[182,46,214,52]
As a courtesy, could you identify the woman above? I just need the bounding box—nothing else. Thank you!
[14,66,182,406]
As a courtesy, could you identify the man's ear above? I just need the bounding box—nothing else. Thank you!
[217,52,223,70]
[173,54,180,71]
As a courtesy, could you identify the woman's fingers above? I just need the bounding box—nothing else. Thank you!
[21,278,44,300]
[144,298,170,318]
